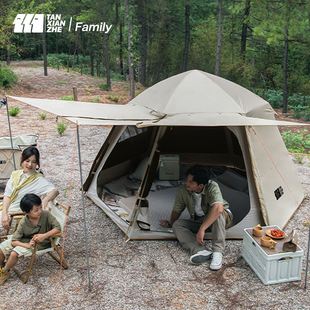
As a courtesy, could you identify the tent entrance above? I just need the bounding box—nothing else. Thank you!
[95,126,252,238]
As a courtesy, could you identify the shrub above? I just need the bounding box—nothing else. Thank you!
[99,83,110,91]
[107,95,119,103]
[56,122,67,136]
[39,112,47,120]
[292,154,304,165]
[90,96,101,103]
[263,89,283,108]
[0,66,17,88]
[60,95,74,101]
[9,106,20,116]
[281,130,310,154]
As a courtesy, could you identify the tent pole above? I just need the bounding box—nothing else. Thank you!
[4,97,16,170]
[304,223,310,290]
[127,126,166,238]
[76,123,92,292]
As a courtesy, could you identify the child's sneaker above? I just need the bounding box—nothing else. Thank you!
[0,268,10,285]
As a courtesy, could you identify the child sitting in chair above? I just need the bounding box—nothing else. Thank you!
[0,193,61,285]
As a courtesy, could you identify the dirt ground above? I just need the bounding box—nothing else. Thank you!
[0,62,309,310]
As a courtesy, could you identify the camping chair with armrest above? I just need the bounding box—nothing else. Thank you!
[0,211,25,243]
[4,202,70,284]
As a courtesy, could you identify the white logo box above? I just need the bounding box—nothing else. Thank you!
[242,226,303,285]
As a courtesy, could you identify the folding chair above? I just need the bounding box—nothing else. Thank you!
[6,202,70,283]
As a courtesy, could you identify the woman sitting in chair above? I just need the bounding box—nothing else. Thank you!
[0,146,59,232]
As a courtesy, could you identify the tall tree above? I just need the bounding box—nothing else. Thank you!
[115,0,124,76]
[215,0,223,76]
[253,0,309,111]
[125,0,135,98]
[136,0,148,85]
[240,0,251,59]
[42,28,48,76]
[103,33,111,90]
[182,0,190,72]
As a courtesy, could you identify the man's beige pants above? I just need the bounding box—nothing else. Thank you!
[172,213,228,255]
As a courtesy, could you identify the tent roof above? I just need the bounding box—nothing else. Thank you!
[9,96,158,122]
[136,113,305,127]
[9,69,309,127]
[130,70,273,116]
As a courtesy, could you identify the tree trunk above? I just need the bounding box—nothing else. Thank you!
[283,19,289,114]
[103,34,111,90]
[90,51,94,76]
[125,0,135,98]
[182,0,190,72]
[119,20,124,77]
[96,56,100,77]
[6,44,10,66]
[240,0,251,59]
[42,26,48,76]
[136,0,148,85]
[215,0,223,76]
[116,0,124,78]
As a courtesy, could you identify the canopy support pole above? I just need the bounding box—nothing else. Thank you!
[76,124,92,292]
[304,222,310,290]
[1,97,16,170]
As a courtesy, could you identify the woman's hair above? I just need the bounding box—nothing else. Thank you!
[20,146,40,168]
[20,193,42,213]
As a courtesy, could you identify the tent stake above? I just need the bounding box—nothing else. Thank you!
[76,124,92,292]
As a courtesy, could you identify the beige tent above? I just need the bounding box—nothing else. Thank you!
[11,70,307,240]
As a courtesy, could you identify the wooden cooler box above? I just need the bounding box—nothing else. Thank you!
[242,226,303,285]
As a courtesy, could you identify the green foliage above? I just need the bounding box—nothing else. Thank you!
[39,112,47,120]
[281,130,310,154]
[107,95,119,103]
[293,154,304,165]
[255,89,283,108]
[8,106,20,117]
[60,95,74,101]
[56,122,68,136]
[1,0,310,101]
[99,83,110,91]
[0,66,17,88]
[90,96,101,103]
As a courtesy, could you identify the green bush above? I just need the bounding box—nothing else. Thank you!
[281,130,310,154]
[60,95,74,101]
[39,112,47,120]
[56,122,68,136]
[90,96,101,103]
[107,95,119,103]
[9,106,20,116]
[0,66,17,88]
[263,89,283,108]
[99,83,110,91]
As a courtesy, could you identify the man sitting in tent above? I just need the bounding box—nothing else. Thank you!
[160,165,232,270]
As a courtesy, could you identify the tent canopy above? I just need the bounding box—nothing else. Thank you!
[9,70,308,127]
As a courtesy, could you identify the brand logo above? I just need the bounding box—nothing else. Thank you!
[13,14,44,33]
[13,14,112,34]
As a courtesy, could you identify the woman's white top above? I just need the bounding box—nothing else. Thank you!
[4,172,56,213]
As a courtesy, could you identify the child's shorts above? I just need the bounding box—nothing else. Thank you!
[0,236,34,257]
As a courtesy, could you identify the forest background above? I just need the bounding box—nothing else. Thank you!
[0,0,309,152]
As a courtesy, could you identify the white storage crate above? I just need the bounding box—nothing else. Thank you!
[242,226,303,285]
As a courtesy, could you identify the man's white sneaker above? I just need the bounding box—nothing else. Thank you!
[210,252,223,270]
[190,250,212,265]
